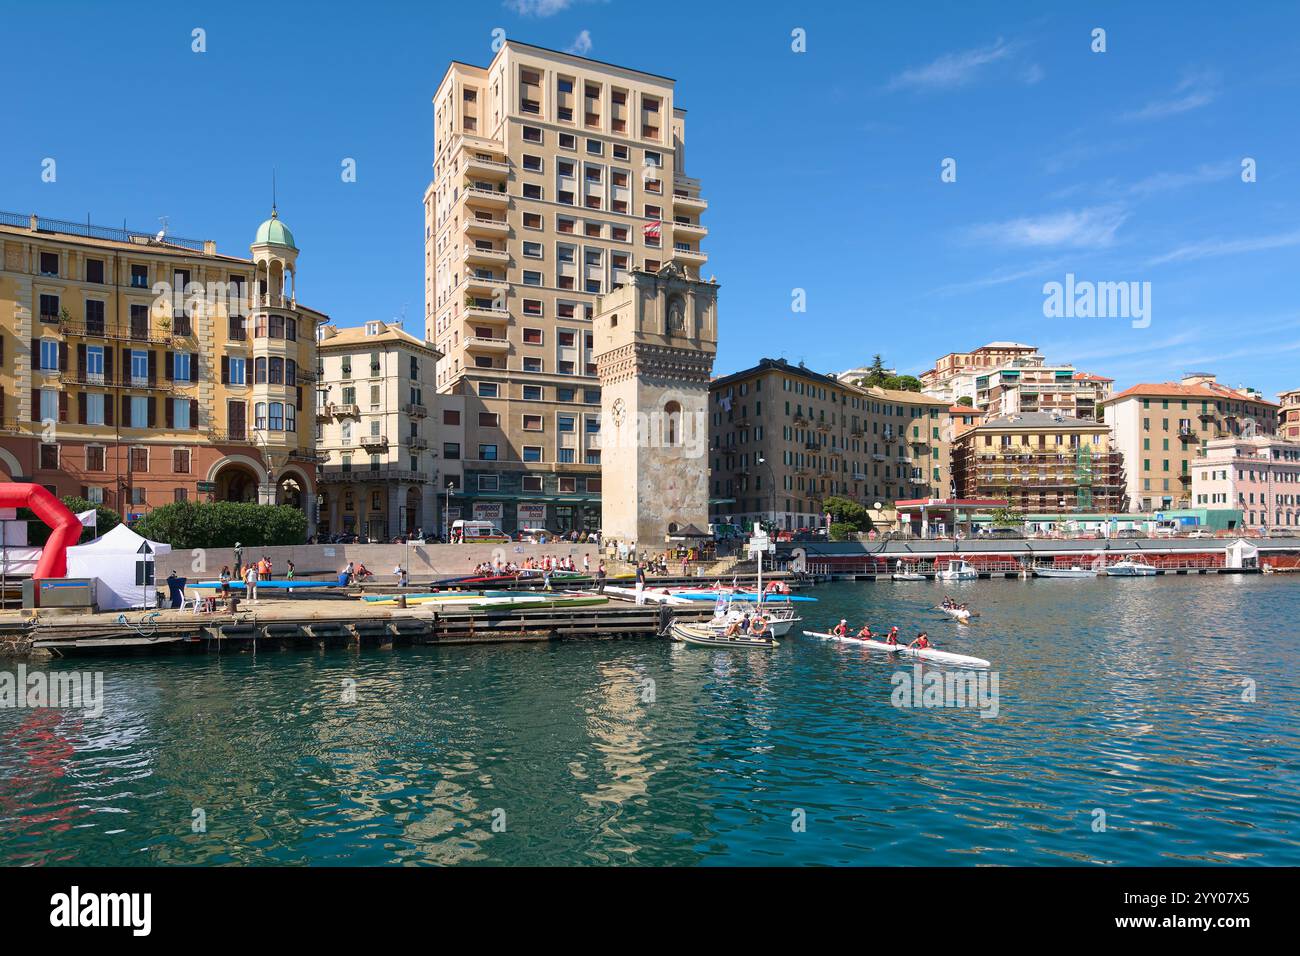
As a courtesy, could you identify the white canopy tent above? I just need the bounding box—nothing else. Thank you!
[1226,539,1260,569]
[66,523,173,609]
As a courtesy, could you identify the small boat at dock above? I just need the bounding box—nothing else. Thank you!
[936,559,978,581]
[670,621,778,648]
[1103,556,1157,576]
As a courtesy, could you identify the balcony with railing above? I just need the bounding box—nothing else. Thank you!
[466,335,510,353]
[360,434,389,451]
[404,435,429,451]
[672,190,706,212]
[403,402,428,419]
[464,186,509,208]
[464,155,510,179]
[332,403,360,419]
[463,217,510,237]
[463,244,509,265]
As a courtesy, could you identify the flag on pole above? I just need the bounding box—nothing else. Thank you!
[76,509,97,528]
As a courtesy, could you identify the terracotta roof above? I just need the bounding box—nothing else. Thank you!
[948,405,979,415]
[1073,372,1113,382]
[319,323,432,350]
[972,412,1104,430]
[1102,382,1278,407]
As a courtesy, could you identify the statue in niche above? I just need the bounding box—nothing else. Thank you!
[667,294,686,334]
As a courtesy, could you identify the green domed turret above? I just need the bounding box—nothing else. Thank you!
[254,208,296,249]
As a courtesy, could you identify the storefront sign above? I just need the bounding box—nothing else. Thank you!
[472,502,503,523]
[517,503,547,524]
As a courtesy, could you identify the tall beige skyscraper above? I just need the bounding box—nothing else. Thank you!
[423,41,708,535]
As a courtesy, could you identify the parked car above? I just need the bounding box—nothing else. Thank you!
[1113,529,1145,539]
[984,527,1024,538]
[1185,529,1213,538]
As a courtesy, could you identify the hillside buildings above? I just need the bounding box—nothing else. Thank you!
[708,358,950,530]
[423,41,708,534]
[1279,387,1300,441]
[950,412,1126,514]
[0,208,325,531]
[920,341,1111,421]
[1100,374,1279,513]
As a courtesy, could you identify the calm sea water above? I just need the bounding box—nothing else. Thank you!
[2,576,1298,866]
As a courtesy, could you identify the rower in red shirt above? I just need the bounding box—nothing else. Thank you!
[909,632,931,649]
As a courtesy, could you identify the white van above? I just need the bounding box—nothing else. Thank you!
[451,519,510,543]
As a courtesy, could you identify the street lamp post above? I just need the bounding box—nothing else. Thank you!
[443,479,456,542]
[757,455,777,533]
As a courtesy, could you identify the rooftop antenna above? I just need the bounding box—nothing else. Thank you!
[155,216,169,242]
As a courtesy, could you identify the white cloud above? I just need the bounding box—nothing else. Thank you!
[567,29,592,55]
[965,206,1129,249]
[505,0,576,15]
[1148,228,1300,265]
[1126,161,1235,196]
[887,38,1016,91]
[1121,72,1220,122]
[930,258,1071,297]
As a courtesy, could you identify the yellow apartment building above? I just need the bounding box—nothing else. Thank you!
[423,41,707,534]
[708,358,951,531]
[0,208,325,529]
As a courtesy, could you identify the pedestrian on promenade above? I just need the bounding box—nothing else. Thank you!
[243,562,259,602]
[259,555,273,581]
[635,562,646,605]
[596,560,607,593]
[233,542,244,577]
[285,560,295,580]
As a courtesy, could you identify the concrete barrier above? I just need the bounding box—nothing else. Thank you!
[155,541,604,584]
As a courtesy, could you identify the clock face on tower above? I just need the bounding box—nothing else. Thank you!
[611,398,627,426]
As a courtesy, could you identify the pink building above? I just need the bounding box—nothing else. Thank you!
[1192,436,1300,532]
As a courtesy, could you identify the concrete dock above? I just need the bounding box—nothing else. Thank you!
[0,592,723,658]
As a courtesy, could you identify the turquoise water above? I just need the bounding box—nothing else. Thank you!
[1,576,1298,866]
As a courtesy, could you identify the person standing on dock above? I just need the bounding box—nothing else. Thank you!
[596,560,607,593]
[285,560,295,581]
[233,542,244,577]
[243,562,259,602]
[583,553,590,575]
[635,562,646,605]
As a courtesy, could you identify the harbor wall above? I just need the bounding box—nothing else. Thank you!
[153,542,604,583]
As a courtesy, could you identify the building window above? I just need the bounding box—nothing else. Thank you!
[478,474,499,491]
[478,444,498,460]
[173,448,191,473]
[443,442,460,460]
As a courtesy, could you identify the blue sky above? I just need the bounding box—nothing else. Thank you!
[3,0,1298,398]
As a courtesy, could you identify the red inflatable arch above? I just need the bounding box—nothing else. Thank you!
[0,483,82,580]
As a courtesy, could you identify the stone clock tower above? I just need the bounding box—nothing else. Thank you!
[593,265,719,548]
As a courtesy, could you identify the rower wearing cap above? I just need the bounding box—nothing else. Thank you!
[885,626,901,646]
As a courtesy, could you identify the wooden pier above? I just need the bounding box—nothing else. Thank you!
[0,594,717,658]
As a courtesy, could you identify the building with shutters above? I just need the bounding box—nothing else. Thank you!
[0,208,326,529]
[423,41,708,534]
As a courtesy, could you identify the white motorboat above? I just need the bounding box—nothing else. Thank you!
[1034,565,1097,578]
[705,601,800,637]
[936,559,978,581]
[1103,556,1158,577]
[892,564,927,581]
[671,621,778,648]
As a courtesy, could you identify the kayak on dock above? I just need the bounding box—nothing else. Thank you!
[801,630,990,667]
[191,580,335,590]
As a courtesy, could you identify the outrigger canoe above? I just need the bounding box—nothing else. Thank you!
[802,630,990,667]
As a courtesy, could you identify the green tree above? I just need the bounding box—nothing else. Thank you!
[823,495,873,531]
[134,501,306,549]
[18,496,121,545]
[988,506,1025,528]
[829,522,856,541]
[956,396,974,407]
[853,357,921,393]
